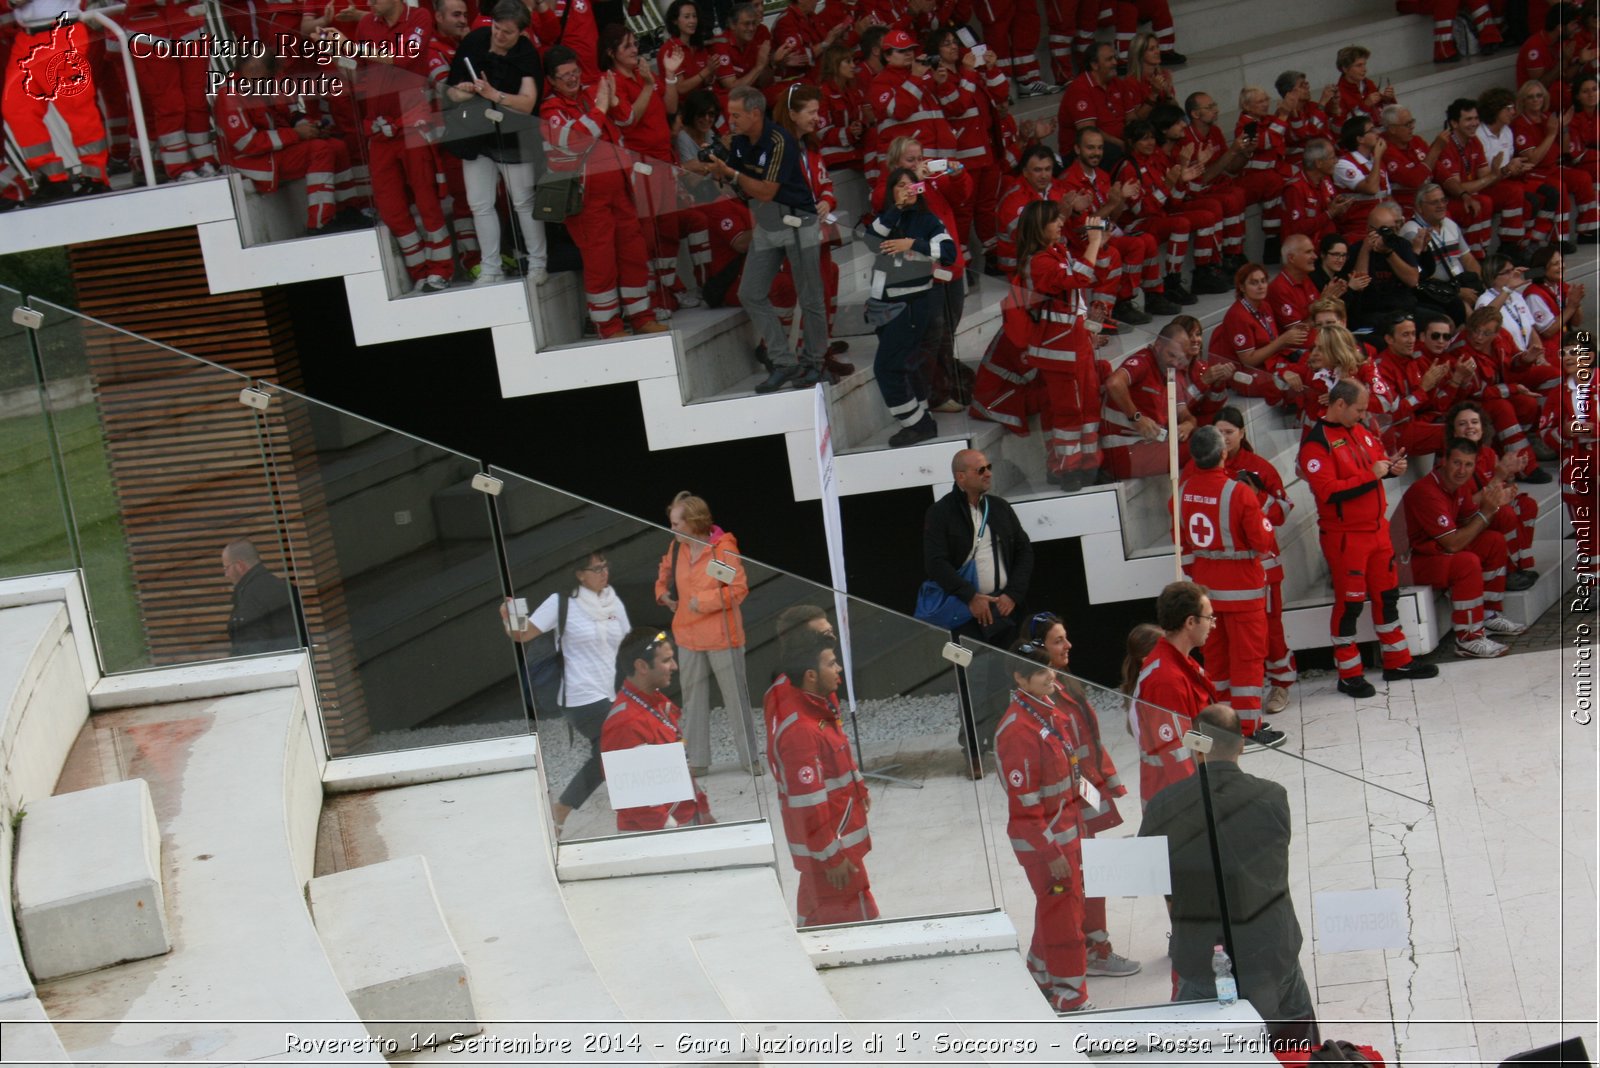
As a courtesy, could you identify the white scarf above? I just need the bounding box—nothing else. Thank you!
[574,584,622,625]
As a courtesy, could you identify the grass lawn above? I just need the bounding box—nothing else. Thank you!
[0,399,147,672]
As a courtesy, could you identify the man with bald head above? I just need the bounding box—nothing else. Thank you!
[221,538,304,657]
[923,449,1034,772]
[1349,200,1422,331]
[1378,103,1443,211]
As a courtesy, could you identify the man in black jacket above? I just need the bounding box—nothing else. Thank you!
[1139,704,1318,1048]
[222,539,304,657]
[922,449,1033,772]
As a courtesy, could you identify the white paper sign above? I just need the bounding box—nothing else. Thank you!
[601,744,695,809]
[1313,888,1410,952]
[1081,836,1172,898]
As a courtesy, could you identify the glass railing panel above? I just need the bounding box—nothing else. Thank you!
[487,467,762,844]
[27,299,289,674]
[727,551,999,928]
[0,287,77,582]
[254,385,527,758]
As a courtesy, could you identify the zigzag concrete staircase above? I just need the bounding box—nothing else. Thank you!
[2,0,1571,654]
[0,571,1286,1062]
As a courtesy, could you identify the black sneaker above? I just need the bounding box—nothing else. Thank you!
[1113,298,1152,325]
[1517,466,1553,484]
[754,365,800,393]
[1505,569,1538,592]
[1191,266,1233,295]
[1164,274,1198,304]
[1337,676,1377,699]
[888,413,937,447]
[753,340,774,373]
[1245,725,1288,750]
[1382,661,1440,682]
[1144,290,1183,315]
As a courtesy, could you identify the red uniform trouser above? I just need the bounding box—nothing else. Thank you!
[4,20,110,186]
[1037,355,1103,476]
[970,333,1045,434]
[978,0,1044,84]
[1233,168,1285,237]
[1384,417,1446,457]
[1492,493,1538,572]
[1108,231,1160,295]
[973,164,1003,254]
[1482,395,1536,454]
[1082,892,1109,954]
[437,152,480,269]
[239,139,356,230]
[566,168,653,331]
[1529,171,1583,242]
[137,53,215,178]
[1175,198,1225,264]
[1202,606,1267,734]
[796,865,879,927]
[1086,241,1125,305]
[1128,213,1191,276]
[1196,182,1248,255]
[367,133,452,283]
[1019,853,1089,1010]
[1323,527,1413,679]
[1447,193,1495,256]
[632,160,710,300]
[1569,165,1600,234]
[1395,0,1501,56]
[1265,572,1297,687]
[1507,356,1563,395]
[1042,0,1077,82]
[1409,530,1508,641]
[1564,450,1599,572]
[1107,0,1175,60]
[90,37,130,162]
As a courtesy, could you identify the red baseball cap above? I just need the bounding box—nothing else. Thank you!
[883,29,917,50]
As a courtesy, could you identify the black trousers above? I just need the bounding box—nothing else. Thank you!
[953,613,1020,756]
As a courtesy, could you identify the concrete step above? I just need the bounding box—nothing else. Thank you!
[1170,0,1393,58]
[14,779,170,982]
[310,855,480,1048]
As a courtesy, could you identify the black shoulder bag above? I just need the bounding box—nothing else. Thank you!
[526,593,571,715]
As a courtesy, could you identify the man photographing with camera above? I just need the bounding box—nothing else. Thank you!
[705,86,832,393]
[1349,201,1421,331]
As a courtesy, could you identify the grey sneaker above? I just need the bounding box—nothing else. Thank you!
[1484,614,1527,635]
[1086,950,1142,977]
[1455,634,1508,658]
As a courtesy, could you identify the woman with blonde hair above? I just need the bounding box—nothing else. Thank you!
[654,491,758,775]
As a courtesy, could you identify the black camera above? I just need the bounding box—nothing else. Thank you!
[1243,121,1259,139]
[1376,225,1397,239]
[698,140,733,166]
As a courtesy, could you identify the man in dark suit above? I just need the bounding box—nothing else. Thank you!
[1138,703,1319,1048]
[221,539,304,657]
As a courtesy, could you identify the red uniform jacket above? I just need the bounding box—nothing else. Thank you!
[993,179,1052,273]
[600,681,713,831]
[542,84,630,175]
[1131,637,1213,804]
[1006,243,1096,363]
[995,691,1084,864]
[1173,464,1273,613]
[1401,468,1475,558]
[348,6,436,128]
[1227,447,1290,581]
[608,66,673,162]
[1433,132,1488,192]
[1053,679,1125,834]
[1061,71,1131,140]
[1279,169,1338,242]
[870,66,958,158]
[1380,133,1433,203]
[819,79,867,169]
[215,86,301,187]
[768,681,872,878]
[1298,418,1390,533]
[1235,111,1291,179]
[530,0,598,79]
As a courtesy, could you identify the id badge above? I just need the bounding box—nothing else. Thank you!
[871,268,887,299]
[1077,776,1101,811]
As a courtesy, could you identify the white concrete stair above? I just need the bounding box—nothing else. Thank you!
[14,778,171,982]
[310,854,481,1049]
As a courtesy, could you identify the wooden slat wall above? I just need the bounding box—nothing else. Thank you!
[66,228,371,754]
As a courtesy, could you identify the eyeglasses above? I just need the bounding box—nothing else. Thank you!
[1194,614,1216,622]
[973,463,993,474]
[1325,249,1349,257]
[1426,331,1452,340]
[581,562,611,572]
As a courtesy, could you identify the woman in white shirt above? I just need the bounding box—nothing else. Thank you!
[503,550,631,836]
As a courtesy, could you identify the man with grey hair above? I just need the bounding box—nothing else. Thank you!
[1139,703,1317,1046]
[1401,180,1483,317]
[1377,103,1444,210]
[1173,426,1285,747]
[1279,137,1346,244]
[1100,319,1197,479]
[1349,200,1421,330]
[1273,69,1335,161]
[705,85,831,393]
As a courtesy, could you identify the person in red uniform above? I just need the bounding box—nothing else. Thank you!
[1568,73,1600,239]
[1115,120,1214,314]
[1540,333,1599,577]
[321,0,456,291]
[1268,234,1341,364]
[1326,46,1391,127]
[659,0,716,104]
[1520,2,1594,113]
[1061,127,1166,324]
[1179,92,1253,282]
[215,53,361,234]
[1453,305,1542,459]
[1447,398,1542,579]
[603,25,709,313]
[770,0,850,102]
[1103,0,1181,67]
[427,0,480,273]
[869,29,959,183]
[1233,86,1290,257]
[1211,407,1298,714]
[1025,611,1140,980]
[1435,98,1524,257]
[1378,104,1444,216]
[1207,263,1308,404]
[934,31,1007,253]
[713,2,773,112]
[529,0,599,80]
[126,0,218,181]
[542,45,665,336]
[1373,313,1463,459]
[1279,139,1351,245]
[1396,0,1503,62]
[1511,81,1585,250]
[1298,379,1441,698]
[1060,42,1134,153]
[769,632,877,927]
[599,628,714,831]
[1130,580,1217,807]
[1100,321,1196,479]
[1331,115,1392,244]
[817,44,869,170]
[1012,200,1108,489]
[1402,438,1529,657]
[975,0,1051,95]
[996,641,1091,1011]
[1172,426,1283,745]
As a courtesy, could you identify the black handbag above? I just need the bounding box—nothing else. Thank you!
[1416,228,1463,307]
[532,121,598,222]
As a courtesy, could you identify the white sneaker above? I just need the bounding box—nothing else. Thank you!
[1455,634,1508,658]
[195,161,219,178]
[473,270,505,286]
[176,171,202,182]
[1484,614,1527,635]
[675,289,704,308]
[527,266,549,285]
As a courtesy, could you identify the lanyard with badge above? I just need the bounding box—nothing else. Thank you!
[620,684,682,743]
[1013,691,1089,804]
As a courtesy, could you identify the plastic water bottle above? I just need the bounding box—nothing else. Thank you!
[1212,945,1238,1006]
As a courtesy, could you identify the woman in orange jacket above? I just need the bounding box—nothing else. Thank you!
[655,491,758,776]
